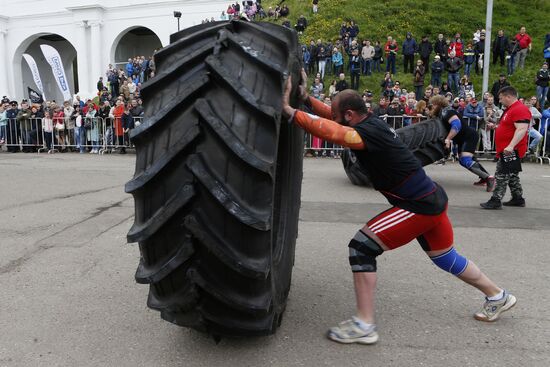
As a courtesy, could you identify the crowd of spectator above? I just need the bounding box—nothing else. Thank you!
[0,53,154,155]
[0,52,158,154]
[0,94,145,154]
[290,10,550,158]
[301,22,548,102]
[219,1,267,22]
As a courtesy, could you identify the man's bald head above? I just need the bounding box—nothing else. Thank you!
[332,89,369,126]
[334,90,369,115]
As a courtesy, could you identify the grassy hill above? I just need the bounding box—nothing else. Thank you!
[262,0,550,100]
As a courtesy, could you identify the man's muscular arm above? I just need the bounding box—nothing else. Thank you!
[293,110,365,150]
[282,75,365,150]
[444,115,461,149]
[307,96,332,119]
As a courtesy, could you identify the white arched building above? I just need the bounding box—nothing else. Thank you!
[0,0,228,102]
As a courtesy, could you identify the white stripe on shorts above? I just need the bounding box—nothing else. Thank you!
[369,210,411,232]
[373,212,416,234]
[368,209,405,229]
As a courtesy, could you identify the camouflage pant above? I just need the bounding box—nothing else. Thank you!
[492,160,523,200]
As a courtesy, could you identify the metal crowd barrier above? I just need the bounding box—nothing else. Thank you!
[1,116,143,155]
[453,116,550,164]
[2,114,548,165]
[460,117,497,156]
[536,117,550,165]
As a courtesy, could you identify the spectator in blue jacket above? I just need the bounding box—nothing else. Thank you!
[332,47,344,76]
[463,98,484,129]
[125,59,134,78]
[535,62,549,108]
[302,46,311,75]
[463,43,475,77]
[402,32,417,74]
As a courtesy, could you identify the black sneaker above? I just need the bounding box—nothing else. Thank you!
[480,198,502,210]
[503,197,525,207]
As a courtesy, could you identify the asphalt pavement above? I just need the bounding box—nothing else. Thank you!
[0,153,549,367]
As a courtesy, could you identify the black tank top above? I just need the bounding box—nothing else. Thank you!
[352,116,447,215]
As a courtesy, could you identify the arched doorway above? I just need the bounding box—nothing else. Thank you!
[112,27,162,71]
[17,33,78,103]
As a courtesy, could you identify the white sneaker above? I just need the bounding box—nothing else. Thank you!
[474,291,517,322]
[327,317,379,345]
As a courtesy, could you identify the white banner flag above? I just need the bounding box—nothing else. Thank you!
[22,53,45,97]
[40,44,72,102]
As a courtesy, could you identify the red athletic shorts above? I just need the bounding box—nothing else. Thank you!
[366,206,453,251]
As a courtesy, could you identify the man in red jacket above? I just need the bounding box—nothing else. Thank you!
[449,33,464,59]
[481,86,530,209]
[514,26,532,70]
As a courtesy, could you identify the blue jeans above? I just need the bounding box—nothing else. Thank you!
[448,72,460,94]
[430,74,441,87]
[464,63,473,77]
[365,59,380,75]
[507,55,515,76]
[386,55,396,75]
[536,86,549,108]
[372,58,381,72]
[75,126,86,152]
[44,131,54,150]
[362,59,372,75]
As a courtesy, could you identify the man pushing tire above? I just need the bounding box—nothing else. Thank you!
[282,70,516,345]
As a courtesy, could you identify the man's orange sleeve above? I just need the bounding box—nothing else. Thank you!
[308,96,332,119]
[293,110,365,150]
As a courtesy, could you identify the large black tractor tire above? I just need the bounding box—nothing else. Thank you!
[397,118,448,166]
[341,148,372,187]
[125,20,304,337]
[341,118,447,186]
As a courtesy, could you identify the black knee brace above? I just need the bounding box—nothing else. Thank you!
[348,230,384,272]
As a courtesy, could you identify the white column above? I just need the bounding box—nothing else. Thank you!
[89,21,103,94]
[75,21,90,98]
[0,28,10,97]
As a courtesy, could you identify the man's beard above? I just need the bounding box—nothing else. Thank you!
[340,117,350,126]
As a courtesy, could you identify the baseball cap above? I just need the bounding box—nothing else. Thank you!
[399,96,407,102]
[434,55,441,59]
[471,98,478,103]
